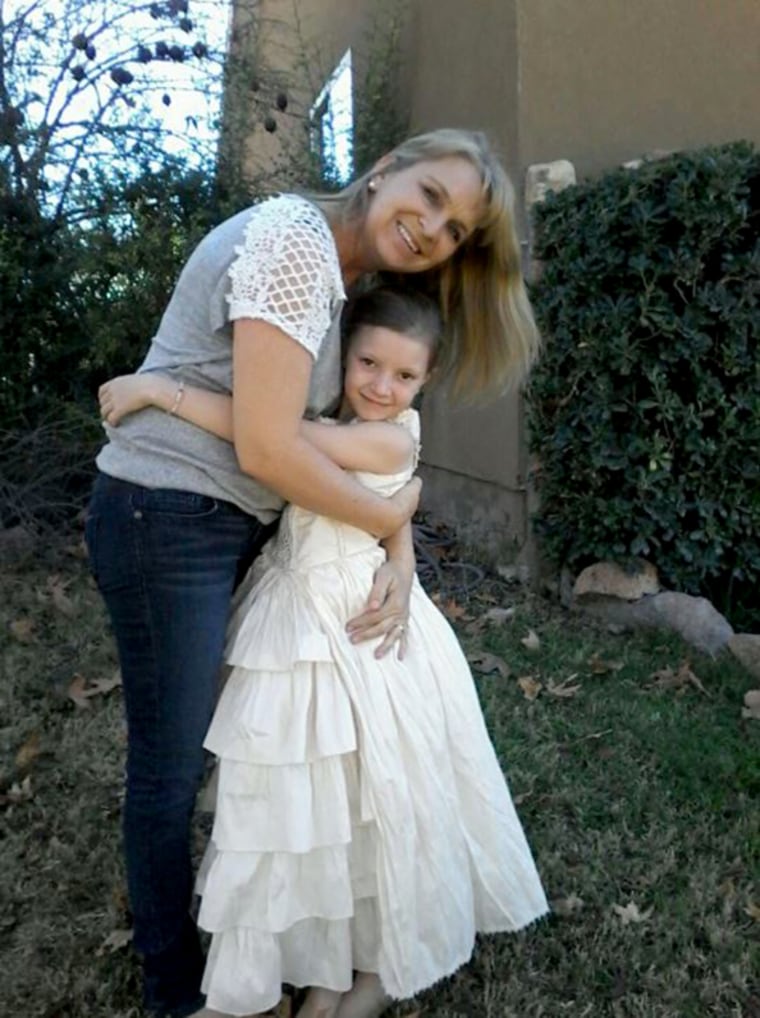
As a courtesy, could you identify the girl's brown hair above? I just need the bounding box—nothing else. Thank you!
[342,285,442,372]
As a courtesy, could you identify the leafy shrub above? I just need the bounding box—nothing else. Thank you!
[0,161,244,430]
[528,142,760,628]
[0,162,247,529]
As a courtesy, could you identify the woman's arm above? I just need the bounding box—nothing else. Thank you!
[231,319,418,539]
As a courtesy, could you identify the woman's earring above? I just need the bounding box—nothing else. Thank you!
[368,177,378,193]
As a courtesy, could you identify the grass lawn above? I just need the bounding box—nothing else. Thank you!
[1,538,758,1017]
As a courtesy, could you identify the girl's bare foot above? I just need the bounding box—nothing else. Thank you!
[334,973,390,1018]
[295,987,344,1018]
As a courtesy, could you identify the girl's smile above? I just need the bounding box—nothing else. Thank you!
[341,325,432,422]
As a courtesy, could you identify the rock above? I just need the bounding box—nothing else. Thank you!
[525,159,577,207]
[743,689,760,721]
[622,149,675,171]
[573,590,734,656]
[573,559,660,601]
[728,634,760,680]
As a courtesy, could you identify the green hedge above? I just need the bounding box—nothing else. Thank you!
[0,164,242,429]
[528,141,759,628]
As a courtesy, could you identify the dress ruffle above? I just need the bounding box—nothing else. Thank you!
[197,411,548,1015]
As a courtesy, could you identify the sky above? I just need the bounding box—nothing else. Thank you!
[5,0,233,175]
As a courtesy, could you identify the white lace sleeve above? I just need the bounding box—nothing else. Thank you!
[226,195,345,359]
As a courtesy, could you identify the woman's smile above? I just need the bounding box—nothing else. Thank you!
[357,156,485,274]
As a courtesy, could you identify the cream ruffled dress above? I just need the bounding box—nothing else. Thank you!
[196,409,548,1015]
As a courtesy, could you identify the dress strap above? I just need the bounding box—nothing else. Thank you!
[393,408,421,469]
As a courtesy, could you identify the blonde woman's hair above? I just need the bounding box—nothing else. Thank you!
[318,128,541,401]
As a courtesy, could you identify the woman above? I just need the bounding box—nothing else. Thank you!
[88,128,540,1018]
[98,286,548,1018]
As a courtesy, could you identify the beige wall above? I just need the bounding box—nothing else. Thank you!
[402,0,527,556]
[229,0,760,563]
[517,0,760,176]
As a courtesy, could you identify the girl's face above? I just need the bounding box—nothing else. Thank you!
[358,156,484,274]
[342,325,433,422]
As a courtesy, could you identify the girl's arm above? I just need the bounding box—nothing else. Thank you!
[100,376,415,475]
[299,419,413,474]
[99,373,235,439]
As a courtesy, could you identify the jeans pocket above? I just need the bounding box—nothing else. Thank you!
[137,489,219,520]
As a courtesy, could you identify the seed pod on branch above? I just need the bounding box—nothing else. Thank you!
[110,67,134,87]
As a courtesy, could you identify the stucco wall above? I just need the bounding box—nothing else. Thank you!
[517,0,760,176]
[400,0,527,556]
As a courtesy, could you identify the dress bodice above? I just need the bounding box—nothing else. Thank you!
[270,410,419,571]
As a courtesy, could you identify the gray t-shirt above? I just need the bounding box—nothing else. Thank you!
[97,195,346,523]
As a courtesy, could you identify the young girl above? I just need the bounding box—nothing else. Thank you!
[99,287,548,1018]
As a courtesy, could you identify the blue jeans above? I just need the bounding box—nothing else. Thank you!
[85,473,275,1017]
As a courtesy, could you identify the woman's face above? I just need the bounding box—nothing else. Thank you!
[359,156,484,274]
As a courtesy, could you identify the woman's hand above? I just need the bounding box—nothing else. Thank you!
[346,558,414,660]
[99,374,174,426]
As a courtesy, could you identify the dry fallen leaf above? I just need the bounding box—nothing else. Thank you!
[546,674,582,699]
[442,599,468,622]
[67,674,92,710]
[67,671,122,709]
[744,901,760,922]
[15,732,41,772]
[47,574,77,618]
[3,775,33,805]
[647,661,709,696]
[9,617,35,643]
[587,652,624,675]
[483,606,515,625]
[718,878,736,900]
[517,675,542,701]
[464,618,485,636]
[612,901,653,925]
[96,929,133,956]
[64,537,89,560]
[520,629,541,652]
[718,879,737,918]
[467,651,511,679]
[89,671,123,697]
[552,894,585,917]
[742,690,760,722]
